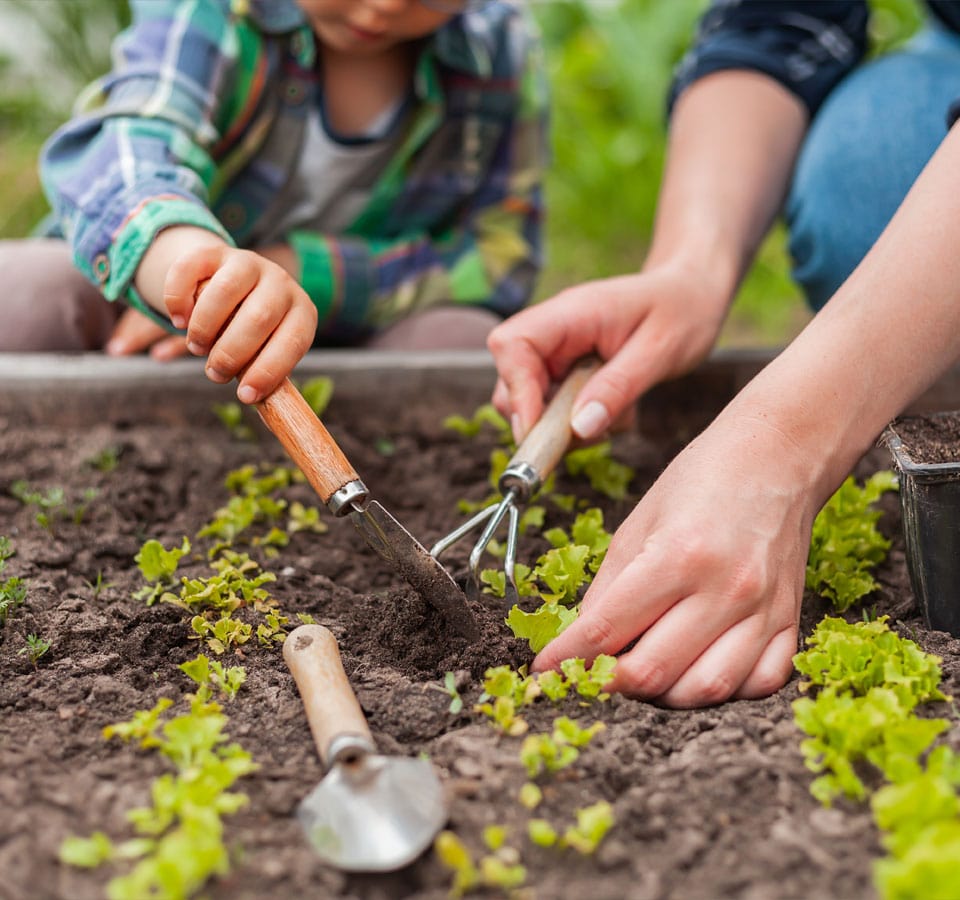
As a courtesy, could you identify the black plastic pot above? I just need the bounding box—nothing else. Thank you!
[883,414,960,637]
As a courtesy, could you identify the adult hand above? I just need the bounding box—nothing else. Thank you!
[163,243,317,404]
[532,410,814,707]
[104,307,188,360]
[487,260,728,443]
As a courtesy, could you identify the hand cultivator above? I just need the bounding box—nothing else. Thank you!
[430,358,600,605]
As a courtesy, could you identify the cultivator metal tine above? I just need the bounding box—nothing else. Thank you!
[502,503,521,607]
[431,490,521,607]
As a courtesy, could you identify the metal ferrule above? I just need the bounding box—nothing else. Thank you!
[497,461,540,503]
[328,479,369,517]
[326,733,376,768]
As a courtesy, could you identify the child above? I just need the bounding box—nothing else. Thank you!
[2,0,546,405]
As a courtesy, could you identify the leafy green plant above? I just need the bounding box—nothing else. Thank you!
[10,479,97,529]
[434,828,526,898]
[212,402,256,442]
[61,694,257,900]
[519,717,605,778]
[0,537,26,627]
[443,403,513,443]
[564,443,634,500]
[18,633,51,669]
[84,569,115,600]
[442,671,464,714]
[179,655,246,701]
[134,537,191,605]
[806,471,898,611]
[190,615,253,656]
[86,445,121,472]
[297,376,334,418]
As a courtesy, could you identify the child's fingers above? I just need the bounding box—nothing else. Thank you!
[184,254,261,357]
[235,303,317,403]
[163,244,228,329]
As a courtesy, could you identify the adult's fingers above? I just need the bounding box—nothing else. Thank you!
[651,615,768,708]
[733,627,798,700]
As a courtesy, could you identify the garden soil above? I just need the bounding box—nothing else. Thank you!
[2,383,959,900]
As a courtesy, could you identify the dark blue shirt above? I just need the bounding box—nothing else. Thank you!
[671,1,960,122]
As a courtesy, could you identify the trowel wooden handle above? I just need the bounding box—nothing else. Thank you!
[283,624,373,766]
[256,378,359,504]
[508,357,602,479]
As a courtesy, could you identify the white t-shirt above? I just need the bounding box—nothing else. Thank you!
[260,98,408,241]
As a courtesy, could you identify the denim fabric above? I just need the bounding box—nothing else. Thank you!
[786,25,960,310]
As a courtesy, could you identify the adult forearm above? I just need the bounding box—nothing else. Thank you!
[730,123,960,504]
[648,70,808,302]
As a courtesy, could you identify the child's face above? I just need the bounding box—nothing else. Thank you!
[296,0,462,53]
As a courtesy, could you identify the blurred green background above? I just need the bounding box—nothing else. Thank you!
[0,0,925,346]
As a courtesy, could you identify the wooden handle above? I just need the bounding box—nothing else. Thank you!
[283,624,373,766]
[256,378,359,504]
[508,357,602,479]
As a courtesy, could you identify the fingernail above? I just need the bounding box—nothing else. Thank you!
[171,314,186,330]
[237,385,259,404]
[104,338,126,356]
[511,413,523,443]
[571,400,610,439]
[205,366,230,384]
[187,341,205,356]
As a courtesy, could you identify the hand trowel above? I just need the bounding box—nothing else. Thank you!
[283,623,448,872]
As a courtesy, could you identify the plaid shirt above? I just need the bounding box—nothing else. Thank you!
[40,0,548,340]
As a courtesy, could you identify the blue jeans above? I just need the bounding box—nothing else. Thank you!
[786,25,960,310]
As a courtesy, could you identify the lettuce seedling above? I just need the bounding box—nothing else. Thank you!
[806,471,898,612]
[560,655,618,700]
[179,655,247,701]
[212,401,256,442]
[564,443,634,500]
[190,615,253,656]
[561,801,615,854]
[520,717,605,778]
[505,602,578,653]
[134,537,191,605]
[297,376,334,417]
[443,403,513,443]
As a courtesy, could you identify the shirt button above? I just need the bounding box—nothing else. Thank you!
[93,253,110,284]
[221,202,246,230]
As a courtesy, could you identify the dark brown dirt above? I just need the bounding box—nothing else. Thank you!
[2,390,959,900]
[889,410,960,465]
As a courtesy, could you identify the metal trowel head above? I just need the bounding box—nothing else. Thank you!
[298,747,447,872]
[284,624,449,873]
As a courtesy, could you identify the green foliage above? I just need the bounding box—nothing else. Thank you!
[297,376,334,418]
[560,800,616,854]
[63,693,257,900]
[443,671,464,715]
[806,471,898,611]
[434,829,526,898]
[794,615,947,708]
[563,443,634,500]
[520,717,605,778]
[506,602,578,653]
[86,445,121,472]
[84,569,115,600]
[190,614,253,656]
[212,402,256,442]
[10,479,96,529]
[443,404,513,443]
[179,654,246,701]
[0,537,27,627]
[133,537,191,605]
[18,633,51,668]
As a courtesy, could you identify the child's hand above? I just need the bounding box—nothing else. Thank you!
[105,308,188,361]
[164,242,317,404]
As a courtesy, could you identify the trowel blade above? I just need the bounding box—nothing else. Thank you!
[297,754,447,872]
[348,500,479,641]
